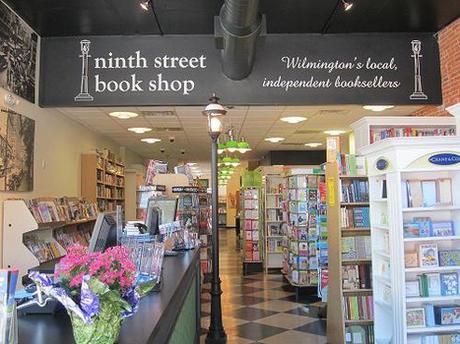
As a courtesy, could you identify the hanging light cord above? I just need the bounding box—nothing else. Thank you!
[150,1,164,35]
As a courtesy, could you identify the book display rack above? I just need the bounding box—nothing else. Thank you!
[198,192,212,280]
[81,150,125,212]
[264,174,285,272]
[326,161,374,344]
[283,170,327,289]
[241,186,264,274]
[3,197,98,276]
[361,136,460,344]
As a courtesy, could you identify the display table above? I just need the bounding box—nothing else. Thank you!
[18,249,201,344]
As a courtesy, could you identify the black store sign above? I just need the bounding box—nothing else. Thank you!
[39,34,442,106]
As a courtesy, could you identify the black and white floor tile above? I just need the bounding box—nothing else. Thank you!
[200,229,326,344]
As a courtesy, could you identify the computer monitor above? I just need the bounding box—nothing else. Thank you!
[88,212,118,252]
[145,197,178,235]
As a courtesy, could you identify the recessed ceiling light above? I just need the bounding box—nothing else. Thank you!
[264,137,285,143]
[305,143,323,148]
[342,0,353,11]
[109,111,139,119]
[141,138,161,144]
[129,127,152,134]
[324,130,346,136]
[362,105,395,112]
[280,116,307,124]
[187,163,197,166]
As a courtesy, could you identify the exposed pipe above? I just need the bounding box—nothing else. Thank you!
[217,0,263,80]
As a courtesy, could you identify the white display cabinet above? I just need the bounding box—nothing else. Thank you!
[361,136,460,344]
[351,117,456,154]
[3,200,96,277]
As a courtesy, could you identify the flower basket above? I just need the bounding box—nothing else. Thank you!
[69,300,123,344]
[29,245,139,344]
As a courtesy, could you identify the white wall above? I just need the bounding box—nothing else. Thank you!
[0,87,144,263]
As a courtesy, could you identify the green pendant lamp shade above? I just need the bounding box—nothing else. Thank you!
[237,137,252,153]
[225,140,238,153]
[217,143,226,155]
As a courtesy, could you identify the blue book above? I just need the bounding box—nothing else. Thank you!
[440,272,459,296]
[425,304,436,327]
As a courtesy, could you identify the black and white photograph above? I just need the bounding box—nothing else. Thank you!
[0,108,34,191]
[0,1,37,103]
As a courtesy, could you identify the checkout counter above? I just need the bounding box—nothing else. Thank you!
[18,249,201,344]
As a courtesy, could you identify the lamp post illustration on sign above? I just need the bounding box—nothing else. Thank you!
[409,40,428,100]
[75,39,94,102]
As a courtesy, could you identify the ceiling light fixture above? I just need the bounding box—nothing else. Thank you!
[140,0,151,11]
[109,111,139,119]
[305,143,323,148]
[187,163,197,166]
[141,138,161,144]
[324,130,346,136]
[128,127,152,134]
[362,105,395,112]
[280,116,307,124]
[342,0,354,11]
[264,137,285,143]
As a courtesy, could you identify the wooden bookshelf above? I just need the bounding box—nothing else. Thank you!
[326,162,374,344]
[82,152,125,212]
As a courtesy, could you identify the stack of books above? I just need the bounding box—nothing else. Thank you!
[341,207,370,228]
[342,236,372,260]
[343,295,374,320]
[341,180,369,203]
[370,127,456,144]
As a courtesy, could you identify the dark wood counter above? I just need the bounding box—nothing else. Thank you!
[18,249,201,344]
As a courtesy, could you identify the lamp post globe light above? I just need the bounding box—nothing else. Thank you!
[203,94,227,344]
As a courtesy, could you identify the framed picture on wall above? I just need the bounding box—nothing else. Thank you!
[0,108,35,191]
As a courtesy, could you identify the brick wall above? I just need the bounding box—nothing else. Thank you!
[412,18,460,116]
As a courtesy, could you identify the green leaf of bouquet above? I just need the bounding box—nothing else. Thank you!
[87,278,109,296]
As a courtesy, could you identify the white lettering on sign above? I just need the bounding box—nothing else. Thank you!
[89,50,207,97]
[263,55,402,92]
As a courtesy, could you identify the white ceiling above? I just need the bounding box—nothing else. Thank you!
[58,104,423,167]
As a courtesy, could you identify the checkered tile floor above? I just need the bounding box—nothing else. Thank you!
[200,229,326,344]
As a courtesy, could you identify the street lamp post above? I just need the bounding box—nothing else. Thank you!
[203,94,227,344]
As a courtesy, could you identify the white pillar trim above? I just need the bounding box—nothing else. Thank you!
[446,102,460,136]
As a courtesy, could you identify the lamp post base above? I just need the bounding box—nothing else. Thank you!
[205,331,227,344]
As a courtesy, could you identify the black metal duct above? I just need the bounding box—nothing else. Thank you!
[217,0,263,80]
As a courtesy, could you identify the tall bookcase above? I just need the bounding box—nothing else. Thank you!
[326,162,374,344]
[81,152,125,212]
[264,174,285,272]
[361,136,460,344]
[241,186,264,274]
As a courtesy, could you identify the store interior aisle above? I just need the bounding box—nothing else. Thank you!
[200,229,327,344]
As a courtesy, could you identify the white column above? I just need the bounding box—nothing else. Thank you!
[446,102,460,136]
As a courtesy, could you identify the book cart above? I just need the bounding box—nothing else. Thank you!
[326,161,374,344]
[282,168,327,301]
[241,186,264,275]
[264,174,285,273]
[3,197,98,277]
[360,136,460,344]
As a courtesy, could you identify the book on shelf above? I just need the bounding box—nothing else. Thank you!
[341,179,369,203]
[341,207,370,229]
[54,227,91,250]
[343,295,374,321]
[26,198,98,224]
[421,334,460,344]
[342,264,372,290]
[336,154,367,176]
[416,272,459,297]
[404,178,452,208]
[345,324,374,344]
[406,307,426,328]
[369,127,456,144]
[342,236,372,260]
[23,236,62,263]
[419,244,440,267]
